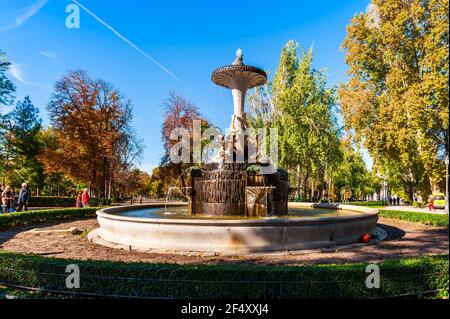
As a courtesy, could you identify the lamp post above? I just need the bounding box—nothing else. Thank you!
[445,154,449,214]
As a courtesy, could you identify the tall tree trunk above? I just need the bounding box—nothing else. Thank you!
[302,168,309,200]
[296,165,301,198]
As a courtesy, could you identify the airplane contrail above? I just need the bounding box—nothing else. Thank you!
[71,0,225,116]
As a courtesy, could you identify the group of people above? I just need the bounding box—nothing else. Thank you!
[0,183,31,214]
[388,195,402,206]
[75,189,90,208]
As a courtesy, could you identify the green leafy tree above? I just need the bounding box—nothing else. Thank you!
[0,50,16,184]
[333,141,378,201]
[7,96,44,190]
[0,50,15,107]
[272,41,341,200]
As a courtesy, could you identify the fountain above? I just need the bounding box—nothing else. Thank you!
[89,51,380,254]
[189,49,288,217]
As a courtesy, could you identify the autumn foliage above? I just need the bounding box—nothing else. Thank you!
[339,0,449,199]
[38,70,143,198]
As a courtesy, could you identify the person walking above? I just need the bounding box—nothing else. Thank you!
[17,183,31,212]
[1,186,15,213]
[427,195,435,212]
[417,194,423,208]
[81,189,90,207]
[75,191,83,208]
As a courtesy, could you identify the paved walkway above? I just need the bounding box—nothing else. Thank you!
[381,205,448,214]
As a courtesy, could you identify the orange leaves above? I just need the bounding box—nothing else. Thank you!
[39,70,140,194]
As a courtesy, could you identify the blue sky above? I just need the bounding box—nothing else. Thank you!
[0,0,372,172]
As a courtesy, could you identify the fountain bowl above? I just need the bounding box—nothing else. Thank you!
[89,202,379,254]
[211,65,267,89]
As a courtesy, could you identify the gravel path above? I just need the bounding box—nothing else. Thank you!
[0,217,447,266]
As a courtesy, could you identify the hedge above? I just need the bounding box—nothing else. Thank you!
[0,252,447,299]
[13,196,110,208]
[0,208,99,231]
[380,210,449,228]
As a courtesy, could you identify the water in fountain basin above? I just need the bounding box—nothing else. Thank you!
[115,205,359,220]
[164,167,193,214]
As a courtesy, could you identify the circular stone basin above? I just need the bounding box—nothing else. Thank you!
[92,203,379,253]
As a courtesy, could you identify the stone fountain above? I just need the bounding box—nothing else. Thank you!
[89,50,380,254]
[188,49,288,217]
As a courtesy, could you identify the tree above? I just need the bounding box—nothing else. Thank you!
[39,70,143,199]
[0,50,15,107]
[116,168,151,198]
[333,140,378,201]
[339,0,449,200]
[272,41,341,200]
[160,92,209,192]
[6,96,44,190]
[0,50,16,184]
[38,128,86,196]
[148,167,165,198]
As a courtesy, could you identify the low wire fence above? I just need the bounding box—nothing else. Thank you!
[0,254,448,299]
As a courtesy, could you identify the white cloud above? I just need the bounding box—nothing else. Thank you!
[7,62,52,90]
[8,62,25,83]
[40,50,57,59]
[0,0,49,32]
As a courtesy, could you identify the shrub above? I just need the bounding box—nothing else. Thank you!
[13,196,110,208]
[0,252,447,299]
[0,208,99,231]
[380,210,449,228]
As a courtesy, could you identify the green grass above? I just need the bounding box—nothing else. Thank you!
[380,210,449,227]
[345,201,388,207]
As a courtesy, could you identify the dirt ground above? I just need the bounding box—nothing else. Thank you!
[0,217,447,266]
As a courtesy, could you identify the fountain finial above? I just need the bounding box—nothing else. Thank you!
[233,48,244,65]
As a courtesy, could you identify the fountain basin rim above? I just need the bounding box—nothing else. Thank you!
[96,202,379,226]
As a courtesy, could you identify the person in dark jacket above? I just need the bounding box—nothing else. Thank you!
[17,183,31,212]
